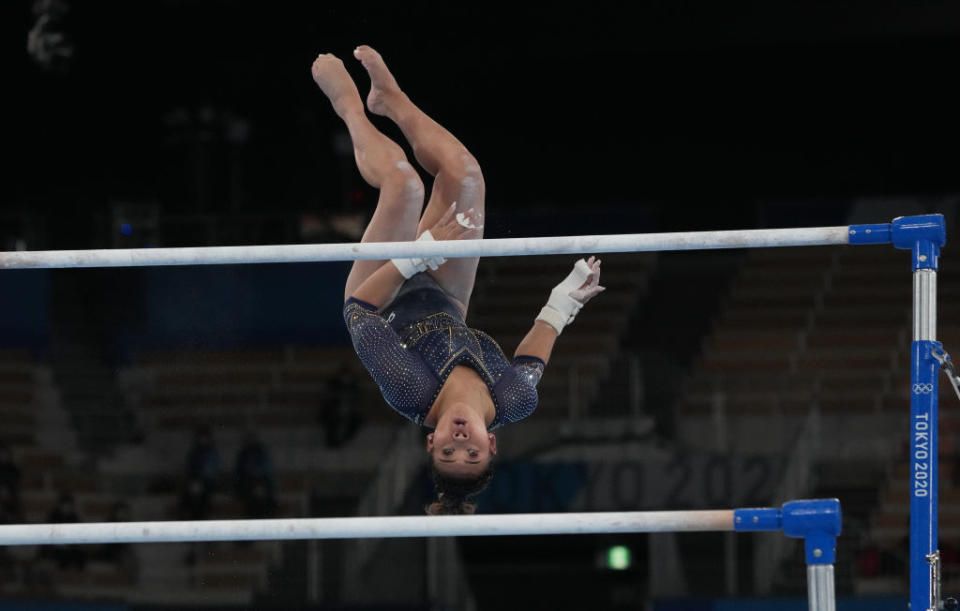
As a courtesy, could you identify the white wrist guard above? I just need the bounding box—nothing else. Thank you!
[536,258,592,334]
[391,231,446,279]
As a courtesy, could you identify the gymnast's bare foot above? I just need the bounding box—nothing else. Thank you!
[353,45,408,118]
[311,53,364,118]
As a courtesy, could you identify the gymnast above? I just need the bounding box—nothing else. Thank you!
[312,46,604,514]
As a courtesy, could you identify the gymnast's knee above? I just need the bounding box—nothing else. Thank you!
[384,160,426,202]
[449,154,485,201]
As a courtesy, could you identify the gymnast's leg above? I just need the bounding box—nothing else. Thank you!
[354,45,485,317]
[311,54,427,302]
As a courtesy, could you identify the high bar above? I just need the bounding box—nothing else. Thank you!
[0,226,853,269]
[0,511,735,545]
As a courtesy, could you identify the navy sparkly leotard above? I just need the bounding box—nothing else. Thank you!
[343,273,544,430]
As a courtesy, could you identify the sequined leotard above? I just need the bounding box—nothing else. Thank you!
[343,273,544,430]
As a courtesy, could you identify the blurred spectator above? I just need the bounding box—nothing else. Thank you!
[186,425,221,487]
[93,501,139,584]
[179,425,220,521]
[241,476,277,520]
[319,364,362,448]
[234,433,277,519]
[38,492,85,570]
[179,477,212,521]
[180,425,222,567]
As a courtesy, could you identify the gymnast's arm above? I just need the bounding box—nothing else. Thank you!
[514,321,559,364]
[343,300,437,410]
[515,256,605,366]
[349,262,408,310]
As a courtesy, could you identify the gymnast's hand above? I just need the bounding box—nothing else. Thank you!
[570,256,605,304]
[428,202,483,242]
[535,257,606,335]
[392,204,482,279]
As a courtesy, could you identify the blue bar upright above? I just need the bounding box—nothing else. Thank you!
[891,213,947,611]
[910,341,941,611]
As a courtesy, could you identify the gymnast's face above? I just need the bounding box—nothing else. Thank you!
[426,407,497,478]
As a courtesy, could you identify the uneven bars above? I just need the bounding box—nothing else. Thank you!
[0,511,734,545]
[0,226,854,269]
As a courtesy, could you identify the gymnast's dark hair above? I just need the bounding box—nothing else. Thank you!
[425,460,494,515]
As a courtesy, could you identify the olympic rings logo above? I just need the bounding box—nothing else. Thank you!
[913,383,934,395]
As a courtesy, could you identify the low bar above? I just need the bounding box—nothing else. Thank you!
[0,511,736,546]
[0,226,852,269]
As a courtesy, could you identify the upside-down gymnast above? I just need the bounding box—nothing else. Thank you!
[312,46,604,514]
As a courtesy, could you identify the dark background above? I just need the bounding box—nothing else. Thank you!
[7,0,960,242]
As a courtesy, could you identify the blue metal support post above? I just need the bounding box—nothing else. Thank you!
[736,499,842,611]
[891,214,948,611]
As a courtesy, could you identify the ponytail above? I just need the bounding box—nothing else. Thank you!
[425,461,493,515]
